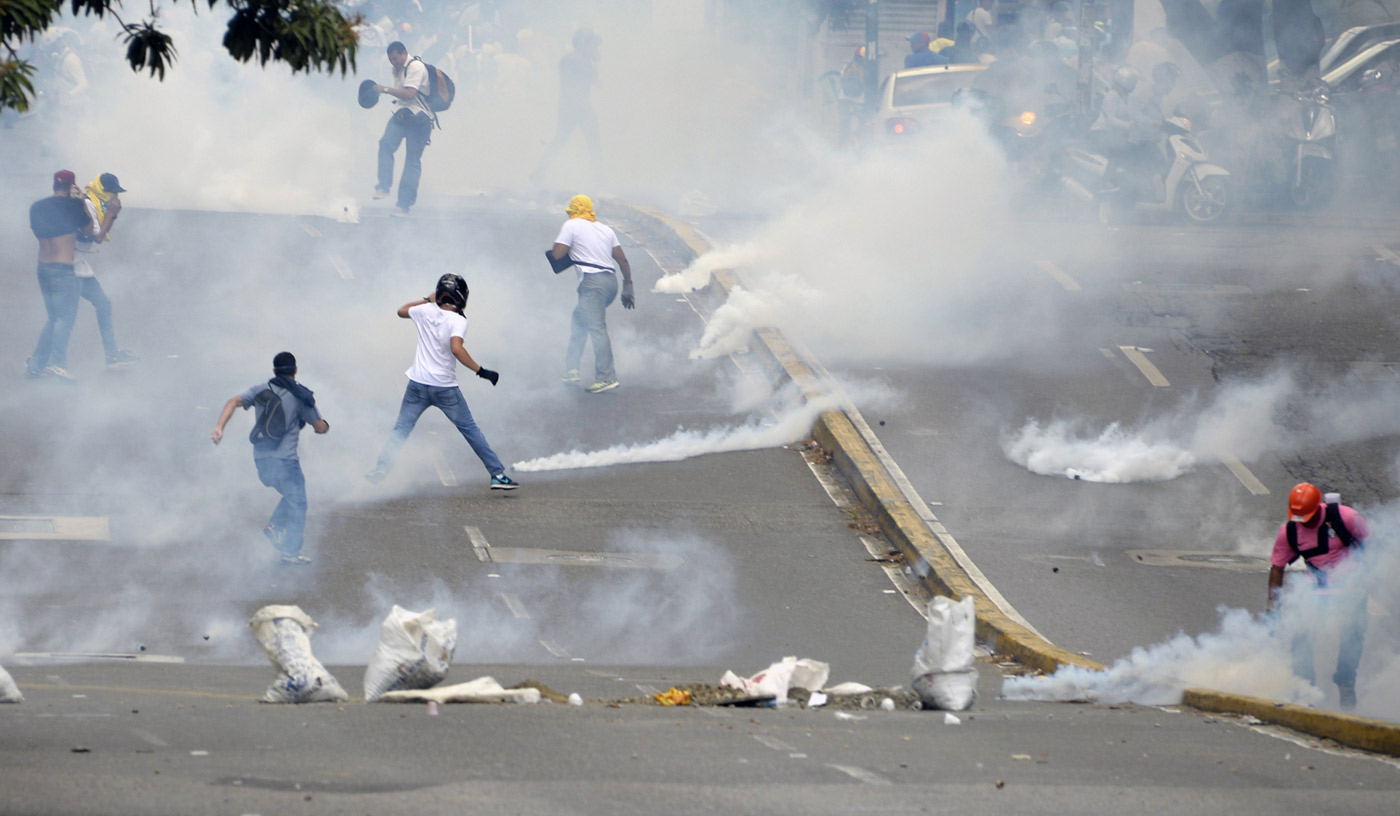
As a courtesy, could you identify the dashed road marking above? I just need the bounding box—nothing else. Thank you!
[0,515,110,541]
[1374,244,1400,266]
[302,223,322,238]
[499,592,530,619]
[485,548,682,570]
[753,735,796,752]
[431,449,457,487]
[329,252,353,280]
[538,639,570,659]
[827,764,892,785]
[1118,346,1171,387]
[1219,454,1270,495]
[14,652,183,664]
[1035,259,1081,291]
[132,729,169,747]
[466,525,491,561]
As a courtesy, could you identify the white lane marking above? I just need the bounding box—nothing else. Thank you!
[1218,454,1270,495]
[499,592,530,619]
[1118,346,1171,387]
[431,449,458,486]
[861,536,931,620]
[1374,244,1400,266]
[14,652,184,664]
[466,525,491,562]
[753,735,796,752]
[0,515,110,541]
[302,224,323,238]
[635,684,662,696]
[802,457,852,509]
[329,252,353,280]
[485,548,683,570]
[538,639,570,658]
[131,729,168,747]
[1035,259,1081,291]
[827,764,893,785]
[1099,347,1117,359]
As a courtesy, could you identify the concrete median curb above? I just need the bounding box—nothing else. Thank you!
[613,199,1400,755]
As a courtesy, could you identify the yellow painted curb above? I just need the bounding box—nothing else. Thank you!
[619,199,1400,754]
[1184,688,1400,757]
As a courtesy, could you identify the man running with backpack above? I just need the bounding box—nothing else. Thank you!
[371,40,434,217]
[210,352,330,565]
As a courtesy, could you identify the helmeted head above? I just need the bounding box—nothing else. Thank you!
[435,273,469,314]
[273,351,297,376]
[1111,65,1141,95]
[1288,482,1323,523]
[387,41,408,69]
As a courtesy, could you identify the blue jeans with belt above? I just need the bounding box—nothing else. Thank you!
[377,109,432,210]
[30,262,81,372]
[374,380,506,478]
[255,457,307,556]
[566,271,618,381]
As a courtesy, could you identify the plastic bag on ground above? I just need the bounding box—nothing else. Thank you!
[719,656,830,704]
[910,595,978,711]
[250,605,348,704]
[363,605,458,702]
[0,662,21,703]
[378,676,540,704]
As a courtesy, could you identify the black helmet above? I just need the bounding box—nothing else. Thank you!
[435,273,469,313]
[359,79,380,109]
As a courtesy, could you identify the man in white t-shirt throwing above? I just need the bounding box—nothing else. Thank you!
[371,41,433,217]
[365,274,519,490]
[549,194,634,394]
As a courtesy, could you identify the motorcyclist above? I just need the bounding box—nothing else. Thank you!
[1131,62,1182,196]
[1090,65,1158,196]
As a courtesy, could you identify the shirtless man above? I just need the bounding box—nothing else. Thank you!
[28,169,118,381]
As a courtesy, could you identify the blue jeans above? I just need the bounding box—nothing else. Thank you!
[566,272,618,381]
[377,109,432,210]
[1291,591,1368,691]
[374,381,506,478]
[79,276,118,356]
[31,262,81,371]
[255,457,307,556]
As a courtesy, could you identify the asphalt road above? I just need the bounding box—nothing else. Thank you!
[3,197,1400,813]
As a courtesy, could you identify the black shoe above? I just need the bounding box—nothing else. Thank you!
[490,474,520,490]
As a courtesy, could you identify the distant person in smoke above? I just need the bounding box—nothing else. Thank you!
[530,28,605,186]
[904,31,948,69]
[74,173,139,368]
[371,40,434,217]
[550,194,634,394]
[27,169,115,383]
[210,352,330,566]
[967,0,996,51]
[364,274,520,490]
[1267,482,1370,710]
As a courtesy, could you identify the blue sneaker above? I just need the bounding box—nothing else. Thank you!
[490,474,520,490]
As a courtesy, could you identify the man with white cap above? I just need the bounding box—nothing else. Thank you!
[1267,482,1370,709]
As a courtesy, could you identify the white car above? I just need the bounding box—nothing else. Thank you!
[871,63,988,141]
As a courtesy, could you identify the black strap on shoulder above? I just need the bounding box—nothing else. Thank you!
[1286,503,1356,564]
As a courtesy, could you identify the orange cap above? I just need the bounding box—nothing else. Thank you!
[1288,482,1322,523]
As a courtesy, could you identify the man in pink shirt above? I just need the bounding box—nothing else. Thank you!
[1267,482,1369,709]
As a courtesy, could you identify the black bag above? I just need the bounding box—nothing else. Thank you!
[544,249,614,275]
[248,384,289,451]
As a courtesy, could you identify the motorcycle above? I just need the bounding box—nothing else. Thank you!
[1059,115,1231,224]
[1274,84,1339,209]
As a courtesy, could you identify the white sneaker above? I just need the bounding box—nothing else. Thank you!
[42,366,76,382]
[372,189,389,200]
[391,207,410,218]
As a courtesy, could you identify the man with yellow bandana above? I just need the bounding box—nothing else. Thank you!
[549,194,634,393]
[75,173,139,367]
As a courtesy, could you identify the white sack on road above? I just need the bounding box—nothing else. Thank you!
[378,676,541,704]
[250,605,348,704]
[0,661,21,703]
[911,596,978,711]
[719,656,830,704]
[363,605,457,702]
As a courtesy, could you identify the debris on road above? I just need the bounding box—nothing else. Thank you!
[249,605,348,704]
[654,688,692,706]
[363,605,457,702]
[719,656,829,704]
[911,596,978,711]
[0,662,21,703]
[378,676,541,704]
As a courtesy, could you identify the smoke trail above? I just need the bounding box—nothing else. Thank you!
[1003,419,1196,483]
[512,393,837,472]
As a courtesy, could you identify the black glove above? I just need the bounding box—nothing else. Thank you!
[621,281,636,310]
[477,367,499,386]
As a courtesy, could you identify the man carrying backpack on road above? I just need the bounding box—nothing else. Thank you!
[210,352,330,565]
[1267,482,1371,709]
[371,40,434,217]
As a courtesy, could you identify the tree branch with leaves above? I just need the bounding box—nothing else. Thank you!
[1,0,360,112]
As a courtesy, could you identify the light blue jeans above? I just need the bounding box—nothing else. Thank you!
[255,457,307,556]
[566,271,618,381]
[31,262,81,371]
[1290,591,1368,691]
[374,380,505,478]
